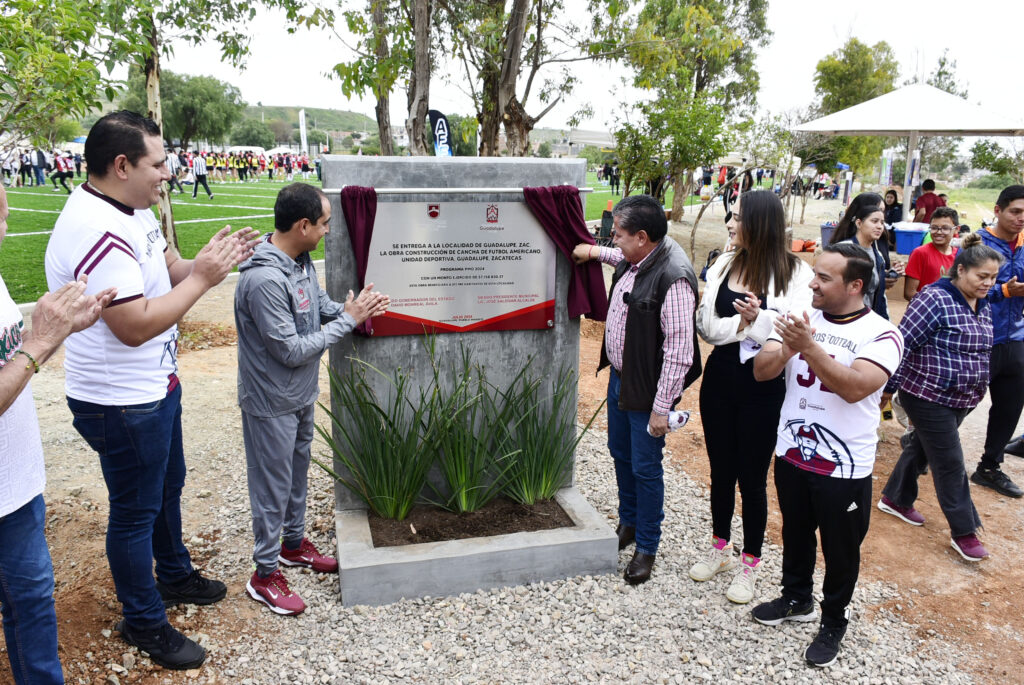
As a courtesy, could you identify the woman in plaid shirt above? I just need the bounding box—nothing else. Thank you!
[878,233,1004,561]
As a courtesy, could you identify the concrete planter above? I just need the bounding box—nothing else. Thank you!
[335,487,617,606]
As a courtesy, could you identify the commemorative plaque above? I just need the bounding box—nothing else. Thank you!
[365,201,556,336]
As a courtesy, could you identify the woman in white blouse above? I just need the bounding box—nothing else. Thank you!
[690,190,814,604]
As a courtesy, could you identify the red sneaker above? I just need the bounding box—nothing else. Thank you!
[279,537,338,573]
[246,570,306,615]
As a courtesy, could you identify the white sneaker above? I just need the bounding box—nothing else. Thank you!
[726,562,757,604]
[688,541,736,581]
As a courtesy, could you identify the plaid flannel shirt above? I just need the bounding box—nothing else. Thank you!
[598,246,694,415]
[885,278,992,409]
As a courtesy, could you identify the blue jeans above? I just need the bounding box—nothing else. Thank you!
[0,495,63,684]
[68,385,193,628]
[606,369,665,555]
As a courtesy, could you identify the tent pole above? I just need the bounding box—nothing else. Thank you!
[902,131,919,221]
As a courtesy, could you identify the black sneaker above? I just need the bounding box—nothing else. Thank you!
[156,570,227,606]
[970,467,1024,498]
[115,620,206,670]
[751,596,817,626]
[1006,437,1024,458]
[804,619,848,667]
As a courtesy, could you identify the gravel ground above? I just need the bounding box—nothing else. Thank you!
[70,417,966,685]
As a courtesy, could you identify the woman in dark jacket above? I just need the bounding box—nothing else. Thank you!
[830,192,899,319]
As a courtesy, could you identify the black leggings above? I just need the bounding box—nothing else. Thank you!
[699,345,785,558]
[980,341,1024,470]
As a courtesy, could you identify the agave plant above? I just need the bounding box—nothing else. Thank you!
[314,357,439,521]
[493,363,604,506]
[429,347,520,514]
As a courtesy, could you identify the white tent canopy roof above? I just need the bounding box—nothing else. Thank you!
[795,83,1024,137]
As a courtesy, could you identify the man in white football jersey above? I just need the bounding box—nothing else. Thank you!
[750,243,904,668]
[44,111,257,670]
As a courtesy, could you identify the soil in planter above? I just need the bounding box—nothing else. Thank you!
[368,496,574,547]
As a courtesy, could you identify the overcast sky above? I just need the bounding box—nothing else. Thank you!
[161,0,1024,133]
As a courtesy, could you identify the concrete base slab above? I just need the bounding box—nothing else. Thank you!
[335,487,617,606]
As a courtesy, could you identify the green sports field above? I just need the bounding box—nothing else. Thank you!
[2,178,316,305]
[2,171,698,305]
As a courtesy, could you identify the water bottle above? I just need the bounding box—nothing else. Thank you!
[647,410,691,436]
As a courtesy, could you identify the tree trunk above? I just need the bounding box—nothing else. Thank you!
[671,172,687,221]
[375,96,394,156]
[477,65,502,156]
[477,0,529,156]
[502,98,535,156]
[143,19,178,254]
[404,0,431,155]
[372,0,395,156]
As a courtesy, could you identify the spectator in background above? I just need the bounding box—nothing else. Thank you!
[74,152,83,177]
[32,148,46,187]
[166,149,184,194]
[883,189,903,247]
[829,193,900,320]
[883,189,903,224]
[913,179,946,223]
[970,185,1024,498]
[19,150,32,187]
[904,207,960,300]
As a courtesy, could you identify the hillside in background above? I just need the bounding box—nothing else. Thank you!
[243,105,375,132]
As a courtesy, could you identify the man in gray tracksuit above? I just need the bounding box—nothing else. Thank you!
[234,183,388,616]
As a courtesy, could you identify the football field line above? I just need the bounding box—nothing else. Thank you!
[175,213,274,225]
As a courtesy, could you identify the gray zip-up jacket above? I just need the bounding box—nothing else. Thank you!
[234,237,355,417]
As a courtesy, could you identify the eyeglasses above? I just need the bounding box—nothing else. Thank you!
[929,225,954,233]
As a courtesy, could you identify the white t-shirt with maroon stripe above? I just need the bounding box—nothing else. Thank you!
[44,183,178,405]
[0,275,45,518]
[771,307,903,479]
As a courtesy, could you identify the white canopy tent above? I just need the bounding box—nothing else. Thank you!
[794,83,1024,220]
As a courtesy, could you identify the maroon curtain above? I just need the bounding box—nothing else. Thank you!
[523,185,609,321]
[339,185,378,335]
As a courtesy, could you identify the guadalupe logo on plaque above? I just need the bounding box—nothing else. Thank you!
[428,204,440,218]
[486,204,499,223]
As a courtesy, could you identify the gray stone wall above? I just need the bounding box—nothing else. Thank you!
[322,157,588,511]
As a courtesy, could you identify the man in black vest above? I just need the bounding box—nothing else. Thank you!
[573,195,701,584]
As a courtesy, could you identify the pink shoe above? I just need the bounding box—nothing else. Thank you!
[877,496,925,526]
[950,534,989,561]
[246,570,306,615]
[279,537,339,573]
